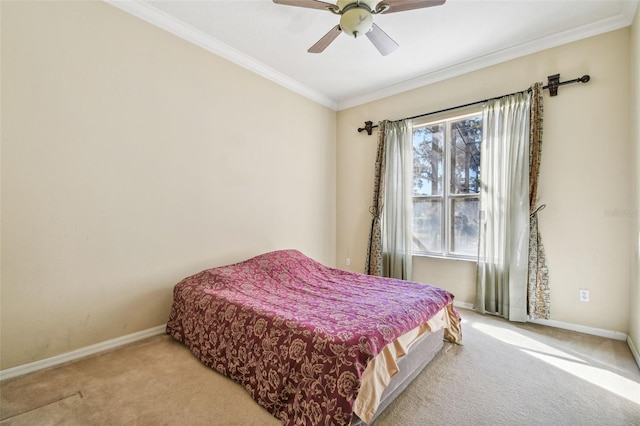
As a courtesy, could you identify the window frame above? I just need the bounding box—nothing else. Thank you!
[411,109,482,261]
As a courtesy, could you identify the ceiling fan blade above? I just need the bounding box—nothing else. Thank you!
[273,0,337,12]
[366,23,399,56]
[308,25,342,53]
[377,0,446,14]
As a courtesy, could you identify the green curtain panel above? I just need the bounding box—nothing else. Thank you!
[476,91,531,321]
[381,119,414,280]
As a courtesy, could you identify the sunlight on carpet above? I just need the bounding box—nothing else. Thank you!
[472,322,640,405]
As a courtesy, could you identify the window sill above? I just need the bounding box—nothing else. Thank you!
[412,253,478,264]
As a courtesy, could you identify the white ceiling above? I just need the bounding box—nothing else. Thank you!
[107,0,638,110]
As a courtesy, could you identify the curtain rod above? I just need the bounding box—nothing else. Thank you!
[357,74,591,135]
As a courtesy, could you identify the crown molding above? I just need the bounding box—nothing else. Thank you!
[104,1,338,110]
[103,1,636,113]
[337,1,639,110]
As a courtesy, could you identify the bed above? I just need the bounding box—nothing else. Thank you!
[166,249,461,425]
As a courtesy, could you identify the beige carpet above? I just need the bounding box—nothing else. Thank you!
[1,309,639,425]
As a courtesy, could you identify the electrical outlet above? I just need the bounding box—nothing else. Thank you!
[579,289,590,302]
[345,258,351,266]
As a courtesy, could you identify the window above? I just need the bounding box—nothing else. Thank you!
[412,111,482,259]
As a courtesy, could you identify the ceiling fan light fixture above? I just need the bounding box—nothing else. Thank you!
[340,7,373,38]
[274,0,447,54]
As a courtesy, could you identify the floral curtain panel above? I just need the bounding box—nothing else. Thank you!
[527,82,551,319]
[365,121,387,277]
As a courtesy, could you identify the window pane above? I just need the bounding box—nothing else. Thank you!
[413,123,444,196]
[412,198,442,254]
[451,198,479,256]
[450,116,482,194]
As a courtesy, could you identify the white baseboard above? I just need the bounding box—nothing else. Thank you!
[454,302,629,343]
[627,335,640,369]
[2,312,636,381]
[528,317,627,342]
[453,301,474,310]
[0,325,166,381]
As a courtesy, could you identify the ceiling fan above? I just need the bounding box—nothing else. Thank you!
[273,0,446,56]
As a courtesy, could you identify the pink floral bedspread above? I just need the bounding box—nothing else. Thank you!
[166,249,461,425]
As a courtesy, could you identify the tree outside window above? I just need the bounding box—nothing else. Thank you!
[412,112,482,259]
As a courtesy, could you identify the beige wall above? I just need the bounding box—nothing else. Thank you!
[1,1,637,371]
[337,29,633,333]
[629,7,640,358]
[0,1,336,369]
